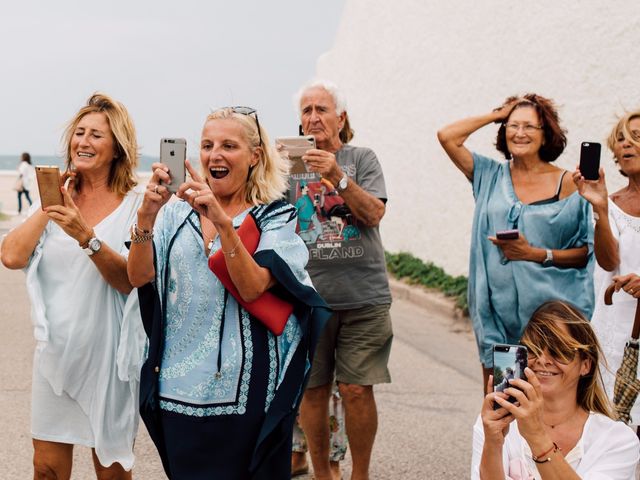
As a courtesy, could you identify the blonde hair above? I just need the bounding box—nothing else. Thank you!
[607,110,640,152]
[63,93,138,195]
[521,301,614,419]
[607,110,640,177]
[205,108,289,205]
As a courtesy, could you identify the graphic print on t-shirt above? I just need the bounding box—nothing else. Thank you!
[288,156,364,264]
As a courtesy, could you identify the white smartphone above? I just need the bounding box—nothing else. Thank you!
[160,138,187,193]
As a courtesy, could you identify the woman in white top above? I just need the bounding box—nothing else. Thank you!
[574,110,640,426]
[0,94,144,479]
[16,152,36,213]
[472,300,639,479]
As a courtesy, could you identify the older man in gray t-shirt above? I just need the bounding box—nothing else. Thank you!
[285,79,393,480]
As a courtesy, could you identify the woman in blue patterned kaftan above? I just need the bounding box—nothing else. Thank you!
[1,94,144,479]
[128,107,330,480]
[438,94,594,388]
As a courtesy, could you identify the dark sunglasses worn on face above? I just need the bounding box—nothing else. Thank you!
[221,106,263,147]
[527,344,578,365]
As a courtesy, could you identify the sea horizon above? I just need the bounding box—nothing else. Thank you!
[0,154,158,173]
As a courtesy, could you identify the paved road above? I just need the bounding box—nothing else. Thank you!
[0,221,482,479]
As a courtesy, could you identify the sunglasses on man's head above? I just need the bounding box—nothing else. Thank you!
[219,106,263,147]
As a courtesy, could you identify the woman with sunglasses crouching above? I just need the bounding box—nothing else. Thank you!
[127,107,330,479]
[438,94,594,390]
[471,301,639,479]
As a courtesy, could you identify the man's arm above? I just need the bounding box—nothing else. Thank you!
[302,147,387,227]
[334,179,385,227]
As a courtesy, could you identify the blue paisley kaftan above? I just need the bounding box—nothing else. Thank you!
[469,153,595,367]
[138,200,330,479]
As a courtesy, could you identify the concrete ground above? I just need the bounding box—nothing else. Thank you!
[0,214,482,479]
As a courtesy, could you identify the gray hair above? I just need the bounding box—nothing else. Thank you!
[293,78,348,117]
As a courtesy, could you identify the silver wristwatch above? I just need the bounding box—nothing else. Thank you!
[83,237,102,256]
[336,173,348,192]
[542,248,553,267]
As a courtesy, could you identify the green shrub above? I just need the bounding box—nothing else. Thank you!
[385,251,468,314]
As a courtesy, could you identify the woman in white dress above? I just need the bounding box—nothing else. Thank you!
[472,301,639,479]
[16,152,36,214]
[574,110,640,426]
[0,93,144,479]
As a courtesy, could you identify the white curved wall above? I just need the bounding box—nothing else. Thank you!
[317,0,639,275]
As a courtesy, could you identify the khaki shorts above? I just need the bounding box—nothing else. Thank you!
[308,304,393,388]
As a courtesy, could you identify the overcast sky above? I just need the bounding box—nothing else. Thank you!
[1,0,344,157]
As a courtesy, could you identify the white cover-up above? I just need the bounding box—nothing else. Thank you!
[592,199,640,426]
[471,412,639,479]
[25,186,145,470]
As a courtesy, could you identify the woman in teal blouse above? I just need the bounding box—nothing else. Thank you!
[438,94,594,388]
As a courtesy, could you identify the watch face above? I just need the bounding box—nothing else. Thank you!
[88,238,102,252]
[338,175,348,190]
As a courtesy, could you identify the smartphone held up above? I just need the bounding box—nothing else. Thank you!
[35,166,64,209]
[276,135,316,174]
[493,344,528,410]
[160,138,187,194]
[579,141,601,181]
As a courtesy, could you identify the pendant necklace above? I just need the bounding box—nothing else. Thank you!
[203,204,247,252]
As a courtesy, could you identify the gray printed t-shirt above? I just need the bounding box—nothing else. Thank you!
[286,144,391,309]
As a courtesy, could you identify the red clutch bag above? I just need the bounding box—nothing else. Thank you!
[208,214,293,336]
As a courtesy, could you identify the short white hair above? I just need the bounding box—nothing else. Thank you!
[293,78,348,117]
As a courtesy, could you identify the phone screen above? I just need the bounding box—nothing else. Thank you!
[493,344,528,409]
[160,138,187,193]
[579,142,601,180]
[35,166,63,209]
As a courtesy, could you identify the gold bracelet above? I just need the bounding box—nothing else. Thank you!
[222,237,242,257]
[130,223,154,243]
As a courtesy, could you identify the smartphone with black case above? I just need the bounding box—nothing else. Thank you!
[160,138,187,193]
[35,166,63,209]
[493,344,528,409]
[579,141,601,180]
[496,229,519,240]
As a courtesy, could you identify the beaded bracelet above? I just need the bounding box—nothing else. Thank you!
[532,442,560,464]
[130,223,154,243]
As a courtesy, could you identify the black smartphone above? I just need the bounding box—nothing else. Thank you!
[496,229,519,240]
[493,344,528,409]
[579,141,601,180]
[160,138,187,193]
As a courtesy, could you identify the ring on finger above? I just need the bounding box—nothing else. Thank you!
[154,185,159,194]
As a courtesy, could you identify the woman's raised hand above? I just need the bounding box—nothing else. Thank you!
[495,368,547,445]
[139,162,173,219]
[492,97,520,123]
[44,177,94,245]
[572,167,608,211]
[177,160,230,227]
[480,375,513,446]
